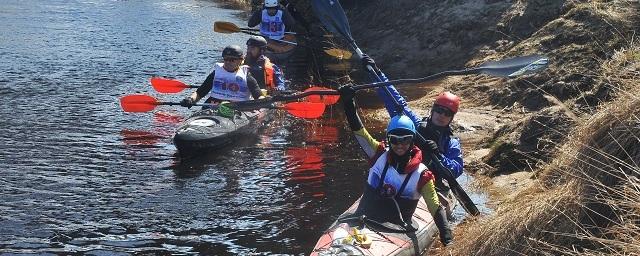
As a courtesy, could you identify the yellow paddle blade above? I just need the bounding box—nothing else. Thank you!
[213,21,241,33]
[324,48,352,59]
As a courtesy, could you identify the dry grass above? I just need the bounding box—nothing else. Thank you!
[447,39,640,255]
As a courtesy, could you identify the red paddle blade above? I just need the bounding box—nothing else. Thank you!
[120,94,160,112]
[150,77,188,93]
[282,102,326,119]
[304,86,340,105]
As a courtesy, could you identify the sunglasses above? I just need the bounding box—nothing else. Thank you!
[432,105,454,117]
[387,134,414,145]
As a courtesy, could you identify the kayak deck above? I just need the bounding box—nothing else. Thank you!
[173,108,270,156]
[310,197,438,256]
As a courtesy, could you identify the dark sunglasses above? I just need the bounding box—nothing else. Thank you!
[432,105,454,117]
[387,134,414,145]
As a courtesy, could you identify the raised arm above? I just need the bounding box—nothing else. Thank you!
[339,85,383,159]
[360,55,422,126]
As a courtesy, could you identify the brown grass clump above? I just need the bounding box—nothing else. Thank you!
[448,42,640,255]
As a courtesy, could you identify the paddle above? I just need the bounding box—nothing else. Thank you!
[214,21,298,46]
[213,21,352,59]
[119,94,325,119]
[149,77,340,106]
[429,154,480,216]
[303,86,340,105]
[150,52,547,96]
[219,54,548,114]
[214,21,297,35]
[311,0,487,216]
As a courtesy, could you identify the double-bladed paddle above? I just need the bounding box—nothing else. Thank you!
[149,77,341,105]
[119,94,325,119]
[214,21,297,35]
[214,21,298,46]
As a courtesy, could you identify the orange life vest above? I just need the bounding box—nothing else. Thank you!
[263,57,275,90]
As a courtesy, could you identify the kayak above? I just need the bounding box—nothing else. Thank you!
[265,34,297,64]
[310,191,457,256]
[310,197,436,256]
[173,108,271,156]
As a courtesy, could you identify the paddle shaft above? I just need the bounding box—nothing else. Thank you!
[241,27,296,35]
[237,30,298,46]
[430,154,480,216]
[229,66,489,109]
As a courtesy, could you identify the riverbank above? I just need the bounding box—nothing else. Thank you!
[351,1,640,254]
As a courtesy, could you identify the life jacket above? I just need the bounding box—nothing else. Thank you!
[356,150,427,223]
[209,63,251,101]
[260,9,285,40]
[263,57,275,90]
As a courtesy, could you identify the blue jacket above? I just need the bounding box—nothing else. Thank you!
[367,71,464,178]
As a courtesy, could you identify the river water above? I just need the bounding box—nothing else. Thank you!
[0,1,484,255]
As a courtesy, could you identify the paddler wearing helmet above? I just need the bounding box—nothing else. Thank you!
[337,85,454,246]
[247,0,296,41]
[244,36,286,93]
[180,45,263,109]
[361,56,463,183]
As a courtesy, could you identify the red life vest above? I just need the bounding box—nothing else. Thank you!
[263,57,275,90]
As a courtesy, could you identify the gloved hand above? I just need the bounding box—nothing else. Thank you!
[422,139,439,156]
[180,97,195,108]
[361,54,381,74]
[337,85,357,101]
[420,124,441,142]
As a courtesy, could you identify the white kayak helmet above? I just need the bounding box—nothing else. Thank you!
[264,0,278,8]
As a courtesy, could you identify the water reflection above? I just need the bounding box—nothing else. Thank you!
[0,0,489,254]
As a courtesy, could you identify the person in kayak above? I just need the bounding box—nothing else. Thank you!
[180,45,263,108]
[361,55,464,218]
[245,36,286,94]
[248,0,296,41]
[338,85,454,246]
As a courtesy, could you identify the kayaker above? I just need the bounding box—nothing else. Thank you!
[244,36,286,94]
[248,0,296,41]
[361,55,464,218]
[337,85,454,246]
[180,45,263,109]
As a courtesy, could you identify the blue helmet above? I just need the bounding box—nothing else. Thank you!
[386,115,416,135]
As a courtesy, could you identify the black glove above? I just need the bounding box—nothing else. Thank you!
[180,97,195,108]
[422,139,439,156]
[337,85,357,101]
[361,54,381,74]
[419,123,441,142]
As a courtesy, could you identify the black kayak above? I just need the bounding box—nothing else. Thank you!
[173,108,271,156]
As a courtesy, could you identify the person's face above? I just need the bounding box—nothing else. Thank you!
[431,105,454,127]
[247,45,262,58]
[222,56,243,71]
[388,134,413,156]
[266,7,277,16]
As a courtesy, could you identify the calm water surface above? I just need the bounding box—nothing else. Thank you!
[0,1,485,255]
